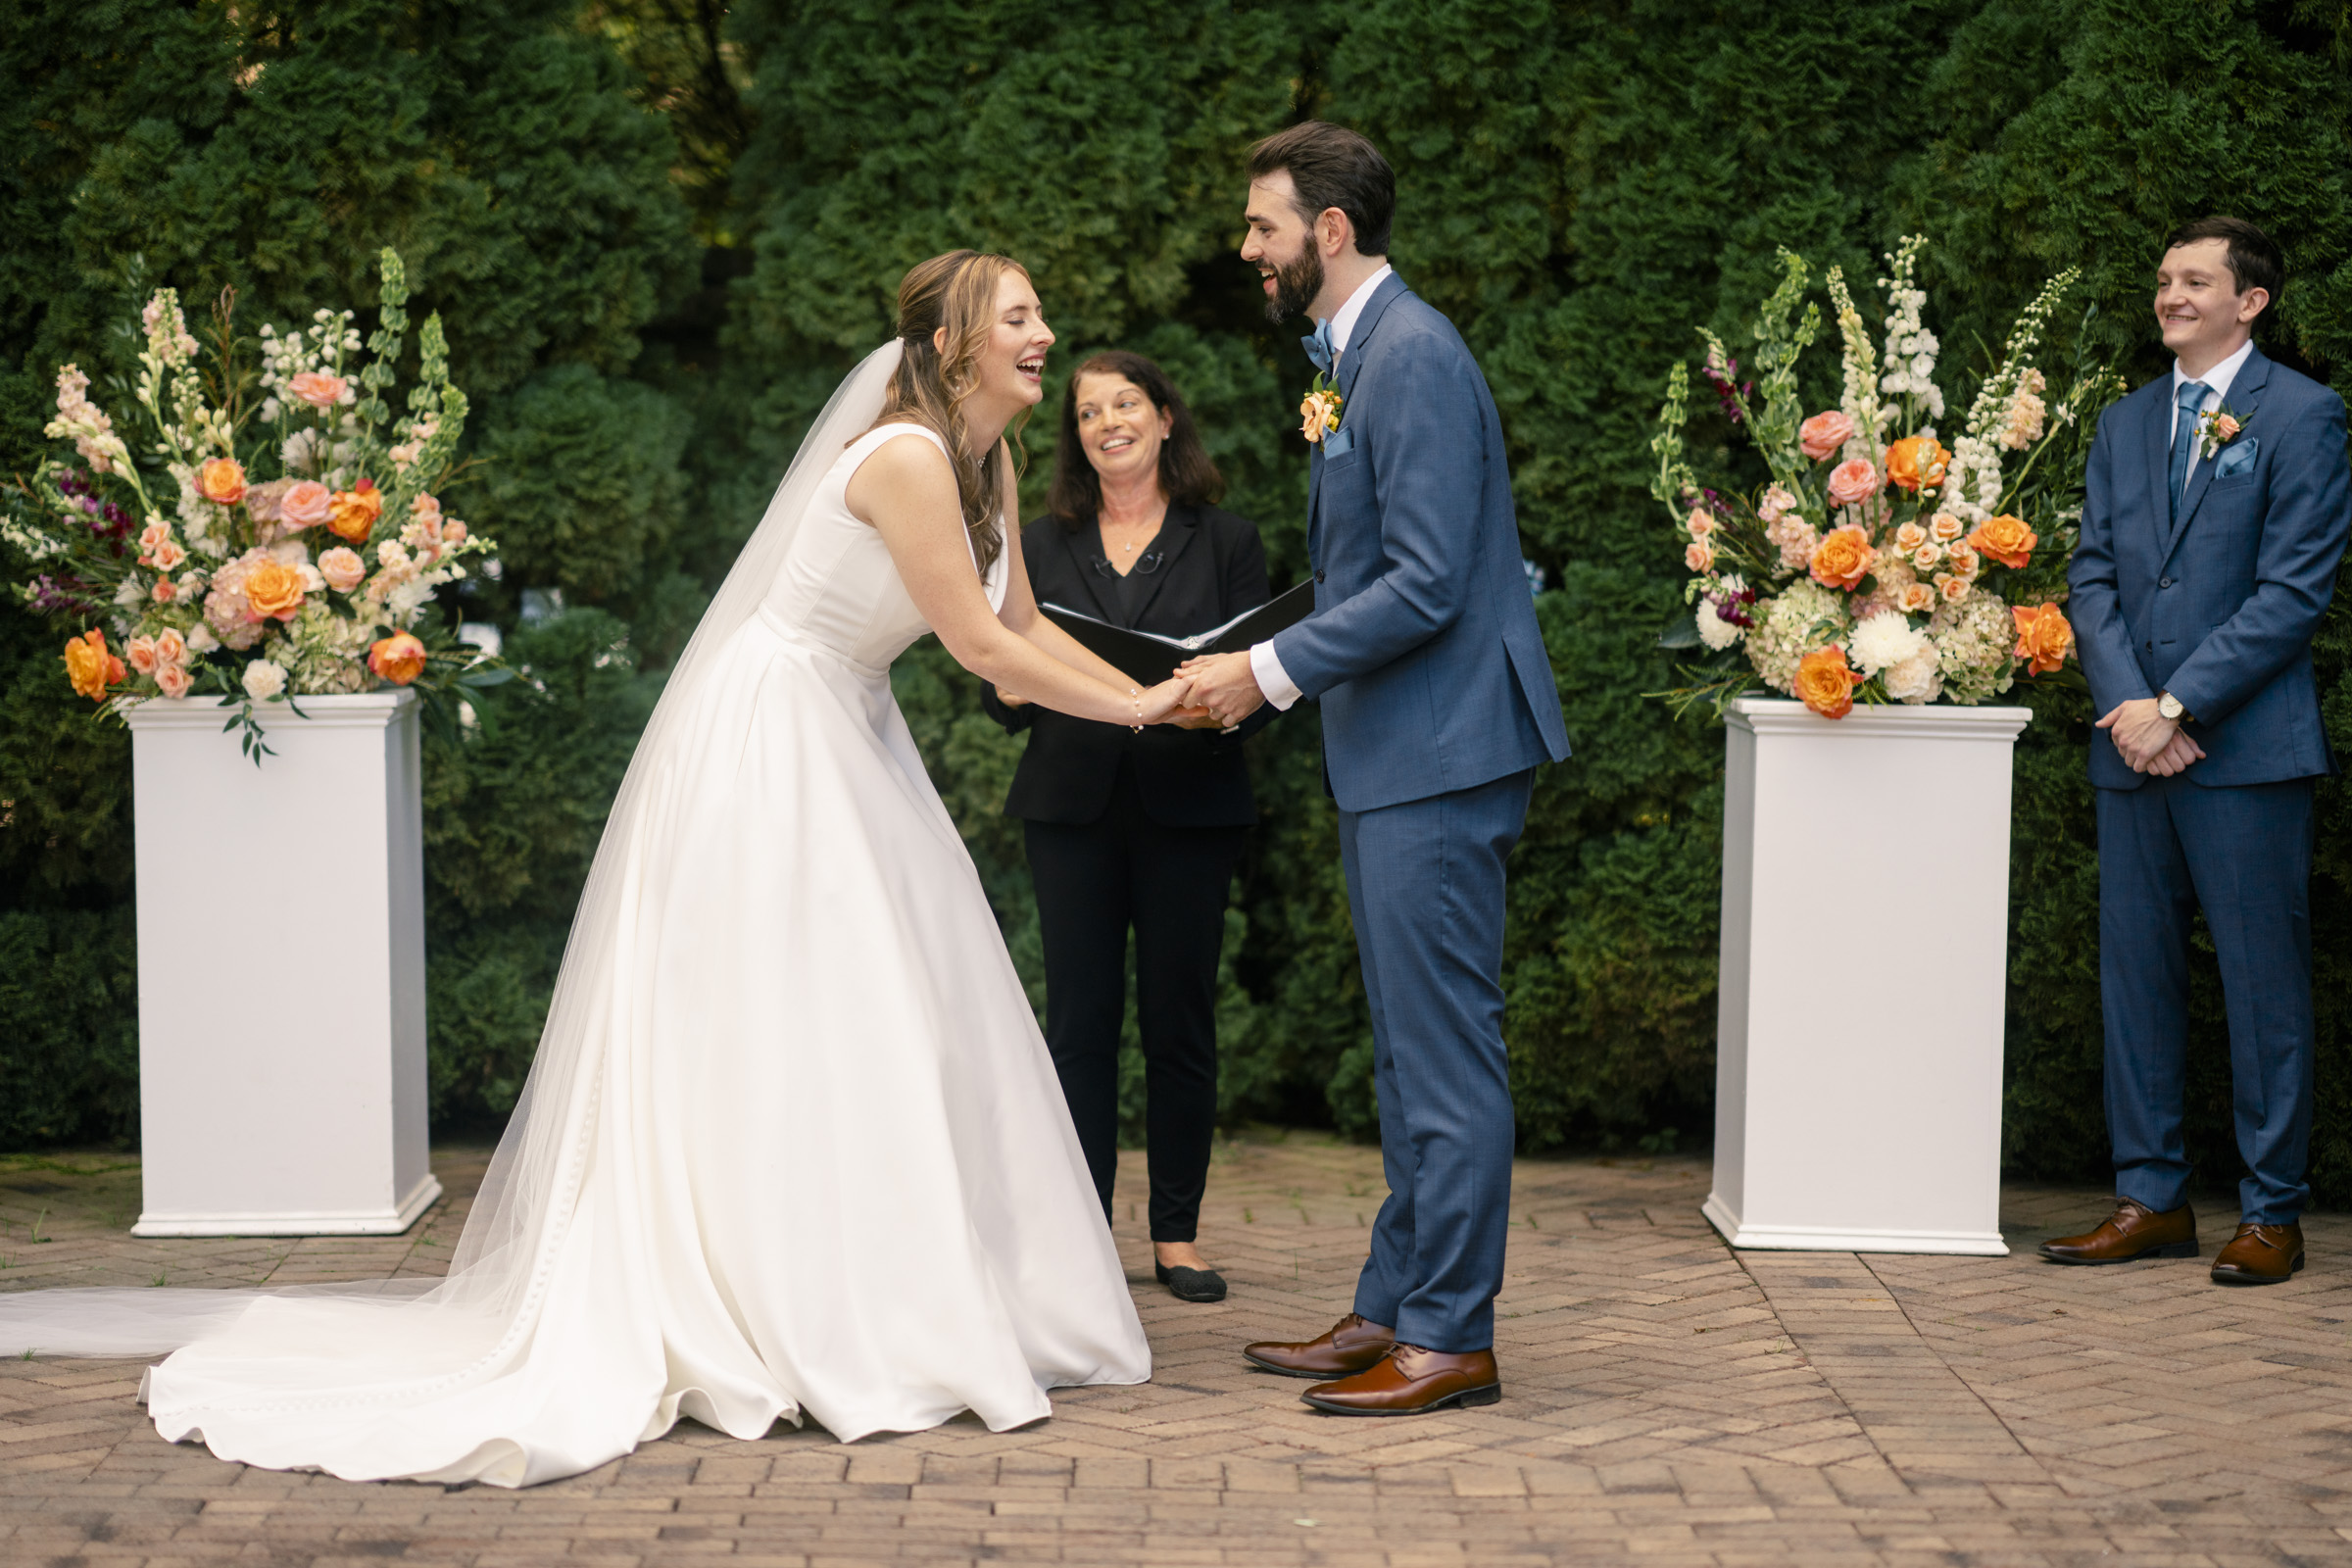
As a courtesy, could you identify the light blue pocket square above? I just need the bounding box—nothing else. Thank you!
[2215,437,2258,478]
[1321,425,1355,458]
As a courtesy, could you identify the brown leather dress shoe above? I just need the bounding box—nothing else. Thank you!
[2211,1221,2304,1285]
[1243,1312,1395,1379]
[1300,1344,1501,1416]
[2037,1199,2197,1264]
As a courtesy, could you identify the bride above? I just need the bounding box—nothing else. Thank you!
[0,250,1200,1486]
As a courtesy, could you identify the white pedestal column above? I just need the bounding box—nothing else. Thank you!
[125,693,440,1236]
[1703,696,2030,1256]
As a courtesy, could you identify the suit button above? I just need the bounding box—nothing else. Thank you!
[2160,576,2173,588]
[1315,570,1326,583]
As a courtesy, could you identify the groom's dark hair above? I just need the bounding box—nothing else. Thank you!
[1249,122,1394,258]
[2164,216,2283,320]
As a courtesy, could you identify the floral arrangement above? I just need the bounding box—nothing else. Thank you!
[1651,237,2122,718]
[4,249,499,756]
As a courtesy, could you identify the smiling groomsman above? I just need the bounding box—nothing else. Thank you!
[2045,218,2349,1284]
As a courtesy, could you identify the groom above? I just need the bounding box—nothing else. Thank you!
[1182,122,1570,1415]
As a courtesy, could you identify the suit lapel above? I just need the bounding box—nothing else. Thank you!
[1062,522,1118,620]
[1306,273,1409,566]
[2163,347,2271,561]
[1127,506,1200,624]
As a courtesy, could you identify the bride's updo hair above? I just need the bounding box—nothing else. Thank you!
[872,249,1032,577]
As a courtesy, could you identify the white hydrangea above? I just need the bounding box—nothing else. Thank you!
[1746,580,1847,695]
[1847,612,1930,675]
[1928,588,2016,705]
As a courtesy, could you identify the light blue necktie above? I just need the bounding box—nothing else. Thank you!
[1301,318,1336,376]
[2169,379,2209,520]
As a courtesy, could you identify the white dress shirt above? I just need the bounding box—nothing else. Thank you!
[1250,264,1396,711]
[2171,336,2255,488]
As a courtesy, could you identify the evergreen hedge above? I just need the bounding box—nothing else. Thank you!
[5,0,2351,1200]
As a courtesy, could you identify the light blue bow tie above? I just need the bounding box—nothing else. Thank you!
[1301,318,1335,375]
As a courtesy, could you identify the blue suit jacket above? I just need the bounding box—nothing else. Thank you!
[2068,345,2349,790]
[1268,274,1570,812]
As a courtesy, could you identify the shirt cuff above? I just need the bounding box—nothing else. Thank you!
[1250,640,1303,711]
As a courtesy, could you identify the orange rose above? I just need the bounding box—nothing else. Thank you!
[198,457,248,506]
[2012,603,2074,676]
[1807,524,1876,591]
[1793,646,1864,719]
[243,558,308,620]
[1885,434,1951,493]
[368,630,427,686]
[63,629,125,703]
[328,478,384,544]
[1966,514,2036,570]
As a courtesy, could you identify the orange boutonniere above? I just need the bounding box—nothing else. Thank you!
[2197,405,2246,461]
[1298,374,1344,446]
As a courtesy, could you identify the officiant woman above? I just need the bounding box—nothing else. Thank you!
[982,352,1274,1304]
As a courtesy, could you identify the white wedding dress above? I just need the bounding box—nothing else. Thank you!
[0,355,1151,1487]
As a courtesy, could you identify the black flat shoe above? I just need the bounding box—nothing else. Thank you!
[1154,1261,1228,1302]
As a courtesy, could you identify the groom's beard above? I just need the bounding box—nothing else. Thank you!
[1261,248,1324,324]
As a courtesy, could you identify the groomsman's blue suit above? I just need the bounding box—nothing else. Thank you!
[1268,272,1570,1351]
[2068,343,2349,1225]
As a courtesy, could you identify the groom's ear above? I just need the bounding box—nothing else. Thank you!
[1315,206,1356,259]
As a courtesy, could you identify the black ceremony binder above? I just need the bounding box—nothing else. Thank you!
[1040,578,1318,686]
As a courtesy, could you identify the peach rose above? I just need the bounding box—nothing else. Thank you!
[289,370,349,409]
[151,538,186,572]
[63,629,124,702]
[2013,603,2074,676]
[1897,581,1937,616]
[1685,539,1714,572]
[318,546,368,593]
[1826,459,1881,508]
[1885,434,1951,493]
[198,457,247,506]
[154,661,194,699]
[1945,543,1980,580]
[126,635,159,675]
[243,558,307,620]
[1793,645,1864,719]
[368,630,428,686]
[280,480,334,529]
[1799,411,1856,462]
[1686,508,1715,538]
[1967,514,2036,570]
[1910,543,1942,573]
[1893,520,1928,554]
[150,577,177,604]
[328,478,383,545]
[1938,573,1971,604]
[1807,524,1875,591]
[1929,511,1965,542]
[155,628,187,665]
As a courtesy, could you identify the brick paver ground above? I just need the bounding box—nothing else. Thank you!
[5,1134,2351,1564]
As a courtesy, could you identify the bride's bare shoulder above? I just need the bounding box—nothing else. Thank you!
[844,426,956,524]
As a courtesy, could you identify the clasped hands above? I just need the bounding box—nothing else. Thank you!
[2095,697,2206,777]
[994,650,1266,730]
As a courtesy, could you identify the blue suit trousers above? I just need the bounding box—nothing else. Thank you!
[2096,775,2316,1223]
[1338,767,1533,1352]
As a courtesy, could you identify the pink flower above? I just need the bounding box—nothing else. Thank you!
[318,546,368,593]
[1686,510,1716,539]
[244,477,294,525]
[443,520,467,545]
[150,577,177,604]
[1757,484,1797,525]
[279,480,334,529]
[154,662,194,699]
[1685,539,1714,572]
[1826,460,1881,508]
[154,628,188,665]
[150,538,186,572]
[1768,516,1821,572]
[1799,411,1856,462]
[127,636,159,675]
[288,371,350,410]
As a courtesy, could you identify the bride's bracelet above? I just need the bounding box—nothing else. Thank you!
[1129,686,1143,733]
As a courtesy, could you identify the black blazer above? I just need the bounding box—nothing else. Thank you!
[982,503,1275,826]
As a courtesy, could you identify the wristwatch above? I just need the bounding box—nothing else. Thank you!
[2158,691,2188,723]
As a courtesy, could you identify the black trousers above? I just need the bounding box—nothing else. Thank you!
[1023,761,1246,1243]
